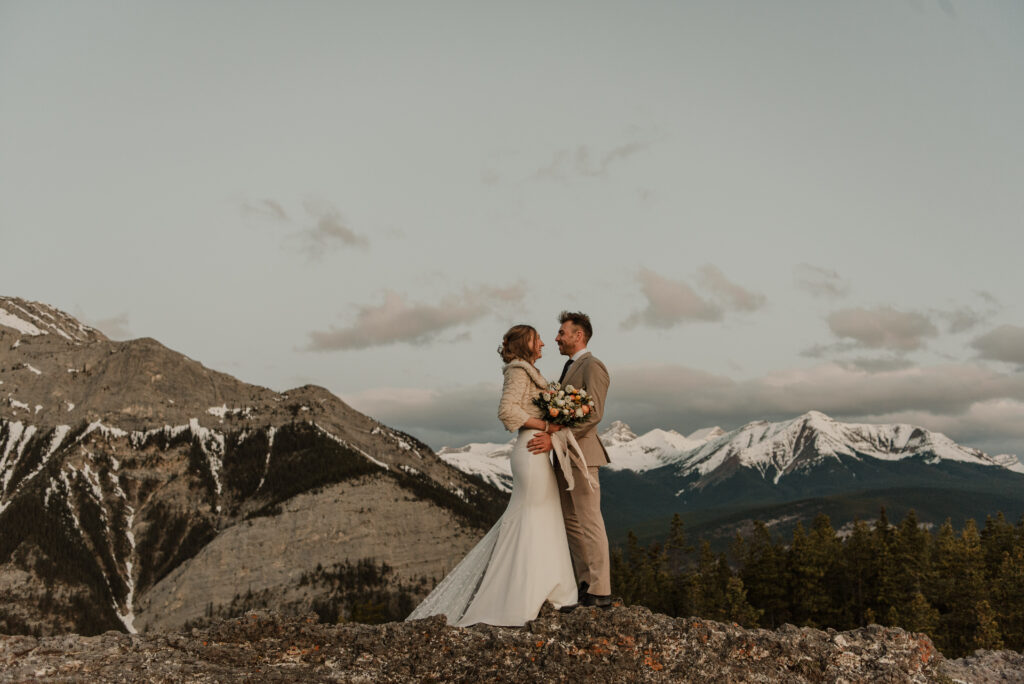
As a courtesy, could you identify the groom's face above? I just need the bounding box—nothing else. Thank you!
[555,322,583,356]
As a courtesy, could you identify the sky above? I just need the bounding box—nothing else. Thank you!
[2,1,1024,456]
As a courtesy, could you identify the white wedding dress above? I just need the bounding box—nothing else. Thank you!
[406,428,579,626]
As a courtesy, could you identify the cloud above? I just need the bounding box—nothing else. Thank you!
[343,384,503,448]
[827,306,938,351]
[622,266,765,330]
[74,308,132,340]
[295,202,369,257]
[622,268,722,329]
[241,199,289,223]
[241,198,369,258]
[347,362,1024,457]
[971,324,1024,365]
[838,357,917,373]
[794,264,850,298]
[307,285,524,351]
[698,265,766,312]
[535,140,650,181]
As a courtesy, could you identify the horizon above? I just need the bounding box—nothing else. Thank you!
[2,1,1023,456]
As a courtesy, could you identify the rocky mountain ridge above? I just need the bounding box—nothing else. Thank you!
[0,296,507,635]
[2,605,1021,682]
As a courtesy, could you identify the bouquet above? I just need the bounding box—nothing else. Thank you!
[533,382,595,428]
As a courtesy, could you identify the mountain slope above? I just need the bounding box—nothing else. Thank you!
[0,296,507,635]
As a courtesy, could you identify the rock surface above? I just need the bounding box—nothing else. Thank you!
[3,604,1022,683]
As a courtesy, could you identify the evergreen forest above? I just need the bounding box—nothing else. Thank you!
[610,509,1024,658]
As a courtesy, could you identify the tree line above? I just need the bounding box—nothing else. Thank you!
[610,509,1024,658]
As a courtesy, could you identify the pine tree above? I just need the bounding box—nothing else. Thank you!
[933,519,991,656]
[787,516,837,627]
[992,547,1024,651]
[973,600,1004,651]
[740,521,789,628]
[723,576,762,627]
[871,507,898,622]
[837,519,875,628]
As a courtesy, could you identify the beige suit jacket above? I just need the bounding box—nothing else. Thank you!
[561,352,610,467]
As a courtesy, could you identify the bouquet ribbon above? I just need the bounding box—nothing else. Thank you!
[550,430,596,491]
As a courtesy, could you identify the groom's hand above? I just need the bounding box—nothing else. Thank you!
[527,432,552,454]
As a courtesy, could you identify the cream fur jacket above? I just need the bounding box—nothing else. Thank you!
[497,360,548,432]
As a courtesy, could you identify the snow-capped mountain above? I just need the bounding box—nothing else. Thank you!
[602,421,726,472]
[677,410,1024,488]
[1,297,507,636]
[441,410,1024,545]
[437,421,727,491]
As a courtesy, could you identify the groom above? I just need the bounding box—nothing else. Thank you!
[528,311,612,608]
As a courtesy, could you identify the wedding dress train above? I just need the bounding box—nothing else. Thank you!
[406,429,578,626]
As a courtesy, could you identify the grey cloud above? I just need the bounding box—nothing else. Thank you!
[971,324,1024,365]
[242,199,289,223]
[623,266,766,330]
[827,306,938,351]
[242,198,369,257]
[90,313,132,340]
[698,265,766,312]
[535,140,650,181]
[939,306,986,334]
[622,268,722,329]
[297,206,369,257]
[344,383,502,449]
[794,264,851,298]
[349,362,1024,456]
[307,286,524,351]
[838,357,917,373]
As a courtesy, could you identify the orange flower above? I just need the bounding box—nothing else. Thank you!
[581,405,591,415]
[549,407,559,418]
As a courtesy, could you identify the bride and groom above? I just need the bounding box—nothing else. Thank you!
[407,311,612,626]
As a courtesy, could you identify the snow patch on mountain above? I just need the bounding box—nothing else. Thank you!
[437,440,515,493]
[602,422,722,473]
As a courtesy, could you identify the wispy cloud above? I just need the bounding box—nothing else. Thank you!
[295,202,369,257]
[307,285,524,351]
[535,140,650,181]
[793,264,850,298]
[241,197,369,258]
[74,307,132,340]
[826,306,938,351]
[622,266,765,330]
[698,264,766,312]
[971,324,1024,365]
[241,199,289,223]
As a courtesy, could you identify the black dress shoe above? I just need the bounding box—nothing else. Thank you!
[580,592,612,608]
[577,581,589,602]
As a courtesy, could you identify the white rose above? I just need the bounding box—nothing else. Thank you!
[542,392,551,401]
[575,408,584,418]
[555,399,564,407]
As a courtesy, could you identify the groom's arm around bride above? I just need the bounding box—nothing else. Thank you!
[528,311,613,603]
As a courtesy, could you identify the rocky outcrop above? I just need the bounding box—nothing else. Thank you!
[3,604,1021,682]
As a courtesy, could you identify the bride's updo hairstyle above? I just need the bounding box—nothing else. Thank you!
[498,324,537,364]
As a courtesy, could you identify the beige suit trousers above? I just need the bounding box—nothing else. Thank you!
[554,461,611,596]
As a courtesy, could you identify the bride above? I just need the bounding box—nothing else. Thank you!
[406,324,579,626]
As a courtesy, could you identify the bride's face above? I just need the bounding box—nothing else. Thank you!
[531,332,544,362]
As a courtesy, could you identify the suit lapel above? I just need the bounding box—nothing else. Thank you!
[563,352,591,388]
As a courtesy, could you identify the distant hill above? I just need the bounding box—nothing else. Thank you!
[0,296,507,635]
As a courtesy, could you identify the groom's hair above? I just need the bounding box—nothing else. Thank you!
[558,311,592,342]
